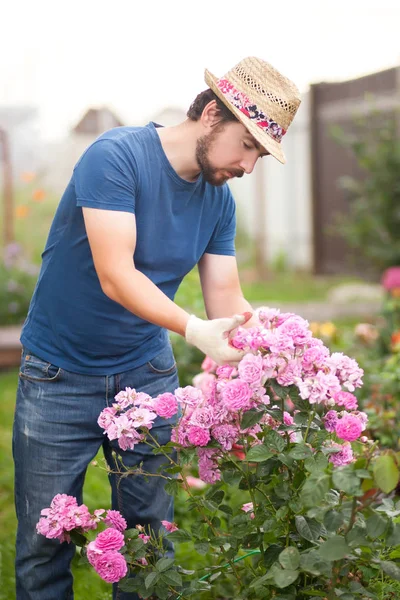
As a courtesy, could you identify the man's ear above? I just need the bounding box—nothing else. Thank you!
[200,100,221,130]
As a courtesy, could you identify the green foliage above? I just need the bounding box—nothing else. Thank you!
[44,405,400,599]
[331,110,400,271]
[0,243,38,325]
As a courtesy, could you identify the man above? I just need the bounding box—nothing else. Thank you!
[13,56,301,599]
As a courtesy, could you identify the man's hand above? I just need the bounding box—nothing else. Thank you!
[185,312,252,366]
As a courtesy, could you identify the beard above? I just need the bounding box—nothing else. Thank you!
[195,128,244,186]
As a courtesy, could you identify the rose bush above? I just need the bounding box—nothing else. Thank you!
[37,307,400,599]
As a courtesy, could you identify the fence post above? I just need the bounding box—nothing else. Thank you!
[0,127,14,246]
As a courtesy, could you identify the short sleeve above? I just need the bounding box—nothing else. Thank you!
[204,187,236,256]
[73,139,137,214]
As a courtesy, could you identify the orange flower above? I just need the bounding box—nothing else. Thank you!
[32,189,46,202]
[391,331,400,352]
[391,287,400,298]
[20,171,36,183]
[16,205,30,218]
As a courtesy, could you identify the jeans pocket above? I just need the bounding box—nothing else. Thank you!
[19,348,62,382]
[147,345,177,375]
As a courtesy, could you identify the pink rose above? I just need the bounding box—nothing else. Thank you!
[154,393,178,419]
[93,550,128,583]
[328,442,354,466]
[94,528,125,551]
[238,353,264,386]
[241,502,255,519]
[335,414,363,442]
[201,356,218,373]
[104,510,127,532]
[161,520,179,532]
[187,426,211,447]
[216,364,237,379]
[192,372,216,395]
[221,379,252,411]
[332,391,358,411]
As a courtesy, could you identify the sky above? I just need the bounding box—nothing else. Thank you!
[1,0,400,141]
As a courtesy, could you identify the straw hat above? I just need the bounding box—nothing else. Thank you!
[204,57,301,164]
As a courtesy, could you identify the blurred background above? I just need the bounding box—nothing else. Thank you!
[1,1,400,597]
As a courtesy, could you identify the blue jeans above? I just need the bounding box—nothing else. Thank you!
[13,344,179,600]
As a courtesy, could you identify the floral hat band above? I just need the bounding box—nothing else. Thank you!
[216,78,286,143]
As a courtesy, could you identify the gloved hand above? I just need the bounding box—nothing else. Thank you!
[185,312,252,366]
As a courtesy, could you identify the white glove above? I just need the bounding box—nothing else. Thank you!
[185,313,250,366]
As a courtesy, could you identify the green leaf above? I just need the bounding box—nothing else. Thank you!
[219,504,233,515]
[273,568,299,588]
[332,467,363,496]
[279,547,300,570]
[241,408,265,429]
[154,585,170,600]
[388,523,400,546]
[366,513,388,538]
[156,558,175,572]
[306,452,329,474]
[249,573,272,589]
[118,577,143,592]
[179,448,197,465]
[222,469,242,486]
[203,500,218,512]
[373,455,400,493]
[160,569,183,587]
[166,529,192,543]
[264,429,286,453]
[264,544,284,568]
[278,453,295,467]
[69,530,88,547]
[270,380,289,399]
[194,541,210,555]
[295,516,323,542]
[346,524,368,547]
[324,510,345,532]
[246,445,274,462]
[276,506,289,521]
[190,579,212,592]
[319,536,351,561]
[209,570,222,582]
[300,551,325,576]
[380,560,400,581]
[289,443,313,460]
[164,479,180,496]
[126,538,145,553]
[145,572,160,589]
[292,396,313,411]
[124,528,139,540]
[206,489,224,504]
[165,465,182,474]
[293,412,310,426]
[300,473,330,508]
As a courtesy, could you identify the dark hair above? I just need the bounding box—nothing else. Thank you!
[187,89,238,123]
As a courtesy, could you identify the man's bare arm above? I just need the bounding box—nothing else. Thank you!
[83,207,190,336]
[198,253,256,325]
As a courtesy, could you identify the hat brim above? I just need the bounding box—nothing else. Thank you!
[204,69,286,165]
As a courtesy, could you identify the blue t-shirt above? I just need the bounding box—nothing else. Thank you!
[21,123,236,375]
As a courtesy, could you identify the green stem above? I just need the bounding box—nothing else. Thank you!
[304,411,315,443]
[345,497,358,535]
